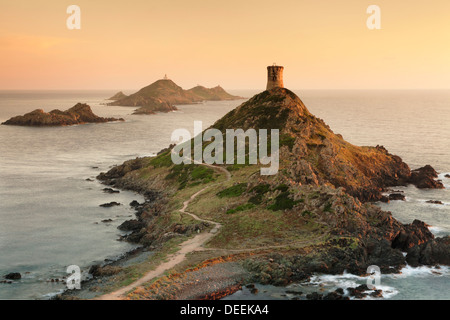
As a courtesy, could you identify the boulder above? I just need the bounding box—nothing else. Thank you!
[392,220,434,251]
[306,292,323,300]
[103,188,120,194]
[347,284,369,299]
[389,193,405,201]
[4,273,21,280]
[117,219,145,231]
[406,236,450,267]
[409,165,444,189]
[129,200,141,207]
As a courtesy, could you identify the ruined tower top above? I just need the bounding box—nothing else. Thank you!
[266,64,284,90]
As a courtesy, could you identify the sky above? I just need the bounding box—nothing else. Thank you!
[1,0,450,90]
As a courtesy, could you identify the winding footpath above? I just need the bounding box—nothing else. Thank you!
[95,164,229,300]
[95,163,324,300]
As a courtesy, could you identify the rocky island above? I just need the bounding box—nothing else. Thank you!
[108,77,243,115]
[60,67,449,301]
[2,103,124,127]
[107,91,128,101]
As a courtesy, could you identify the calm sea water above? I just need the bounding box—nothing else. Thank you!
[0,89,449,300]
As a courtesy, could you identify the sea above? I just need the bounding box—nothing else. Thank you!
[0,89,449,300]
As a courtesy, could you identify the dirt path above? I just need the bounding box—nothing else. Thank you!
[95,164,228,300]
[95,163,324,300]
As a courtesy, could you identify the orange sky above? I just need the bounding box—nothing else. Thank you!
[1,0,450,90]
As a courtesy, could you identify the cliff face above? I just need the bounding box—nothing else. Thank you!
[2,103,124,127]
[108,79,242,114]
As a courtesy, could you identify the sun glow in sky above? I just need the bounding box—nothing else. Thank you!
[1,0,450,90]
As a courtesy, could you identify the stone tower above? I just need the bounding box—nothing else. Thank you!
[266,64,284,90]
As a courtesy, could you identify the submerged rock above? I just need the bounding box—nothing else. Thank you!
[99,202,121,208]
[4,273,21,280]
[426,200,443,205]
[389,193,406,201]
[117,219,145,231]
[129,200,141,207]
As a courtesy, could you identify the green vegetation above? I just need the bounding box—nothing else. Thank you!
[280,134,296,151]
[226,203,255,214]
[248,194,263,205]
[250,184,271,194]
[216,183,248,198]
[302,210,314,217]
[165,163,215,189]
[267,192,303,211]
[149,152,173,168]
[324,202,334,213]
[274,184,289,192]
[213,89,298,131]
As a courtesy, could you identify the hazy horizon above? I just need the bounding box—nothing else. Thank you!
[1,0,450,90]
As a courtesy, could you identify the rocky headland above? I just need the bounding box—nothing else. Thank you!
[61,87,449,300]
[108,79,243,115]
[2,103,124,127]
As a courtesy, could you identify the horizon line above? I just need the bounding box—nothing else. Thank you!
[1,88,450,92]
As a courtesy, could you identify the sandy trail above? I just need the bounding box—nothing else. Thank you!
[95,164,227,300]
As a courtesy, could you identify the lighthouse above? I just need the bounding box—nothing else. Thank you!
[266,64,284,90]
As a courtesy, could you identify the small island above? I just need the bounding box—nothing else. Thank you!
[107,91,128,101]
[108,76,244,115]
[1,103,124,127]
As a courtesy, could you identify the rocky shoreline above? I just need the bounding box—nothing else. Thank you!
[54,161,449,300]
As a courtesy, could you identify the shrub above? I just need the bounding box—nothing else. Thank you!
[217,183,248,198]
[268,192,299,211]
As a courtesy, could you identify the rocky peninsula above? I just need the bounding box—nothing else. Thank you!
[60,88,449,300]
[2,103,124,127]
[108,78,243,115]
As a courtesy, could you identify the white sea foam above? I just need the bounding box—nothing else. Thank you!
[390,264,450,279]
[42,289,65,299]
[429,226,445,234]
[308,271,399,299]
[438,173,450,189]
[306,265,450,299]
